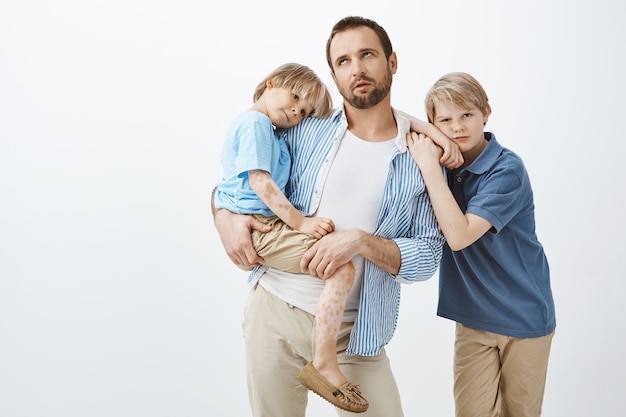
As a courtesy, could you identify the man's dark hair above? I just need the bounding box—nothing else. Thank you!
[325,16,393,72]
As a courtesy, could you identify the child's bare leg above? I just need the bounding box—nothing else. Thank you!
[312,261,355,387]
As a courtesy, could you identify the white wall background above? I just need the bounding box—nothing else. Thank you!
[1,1,624,416]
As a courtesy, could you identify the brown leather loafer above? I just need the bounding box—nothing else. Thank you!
[299,362,369,413]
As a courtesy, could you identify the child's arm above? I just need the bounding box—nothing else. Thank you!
[407,132,491,251]
[248,170,335,239]
[396,110,463,169]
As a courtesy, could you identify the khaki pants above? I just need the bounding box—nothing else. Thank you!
[242,284,404,417]
[453,323,554,417]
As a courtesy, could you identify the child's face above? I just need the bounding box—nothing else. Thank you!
[265,84,315,129]
[433,100,489,158]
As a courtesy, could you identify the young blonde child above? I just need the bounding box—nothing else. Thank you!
[407,72,556,417]
[213,63,367,413]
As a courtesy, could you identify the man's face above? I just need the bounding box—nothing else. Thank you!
[328,26,396,109]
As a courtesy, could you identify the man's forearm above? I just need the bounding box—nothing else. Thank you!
[358,231,401,275]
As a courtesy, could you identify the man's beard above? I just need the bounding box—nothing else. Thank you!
[339,69,393,110]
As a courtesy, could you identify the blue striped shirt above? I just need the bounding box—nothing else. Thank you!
[248,107,445,356]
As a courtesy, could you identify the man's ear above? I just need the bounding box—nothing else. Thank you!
[388,51,398,75]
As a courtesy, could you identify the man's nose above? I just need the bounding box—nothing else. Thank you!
[351,59,366,77]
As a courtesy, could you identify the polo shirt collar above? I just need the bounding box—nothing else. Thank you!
[464,132,501,175]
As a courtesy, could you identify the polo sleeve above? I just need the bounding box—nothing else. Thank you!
[466,162,525,233]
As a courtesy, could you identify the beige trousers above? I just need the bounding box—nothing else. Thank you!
[242,284,404,417]
[453,323,554,417]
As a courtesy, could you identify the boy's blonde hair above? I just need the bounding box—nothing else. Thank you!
[425,72,490,123]
[253,63,333,118]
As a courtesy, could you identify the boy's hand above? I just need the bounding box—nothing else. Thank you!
[437,138,463,169]
[298,217,335,239]
[214,209,270,268]
[419,126,463,169]
[397,110,463,168]
[407,132,444,170]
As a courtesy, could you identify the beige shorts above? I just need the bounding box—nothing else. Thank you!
[250,214,317,274]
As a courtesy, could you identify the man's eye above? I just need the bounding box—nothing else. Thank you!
[300,109,306,117]
[293,94,300,101]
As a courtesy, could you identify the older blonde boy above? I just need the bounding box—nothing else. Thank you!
[408,72,556,417]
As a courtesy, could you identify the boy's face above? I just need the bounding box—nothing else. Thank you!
[433,100,489,160]
[264,82,315,129]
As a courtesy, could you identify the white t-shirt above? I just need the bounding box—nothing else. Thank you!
[260,129,396,320]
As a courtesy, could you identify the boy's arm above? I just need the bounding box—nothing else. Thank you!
[407,132,491,250]
[396,110,463,169]
[248,170,334,239]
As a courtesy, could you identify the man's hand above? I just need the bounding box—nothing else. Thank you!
[214,209,270,268]
[300,229,362,280]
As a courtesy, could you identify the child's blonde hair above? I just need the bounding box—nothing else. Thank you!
[425,72,490,123]
[253,63,333,118]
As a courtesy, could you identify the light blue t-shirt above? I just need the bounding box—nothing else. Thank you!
[437,133,556,338]
[214,111,291,216]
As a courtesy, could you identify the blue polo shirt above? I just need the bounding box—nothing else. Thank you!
[437,133,556,338]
